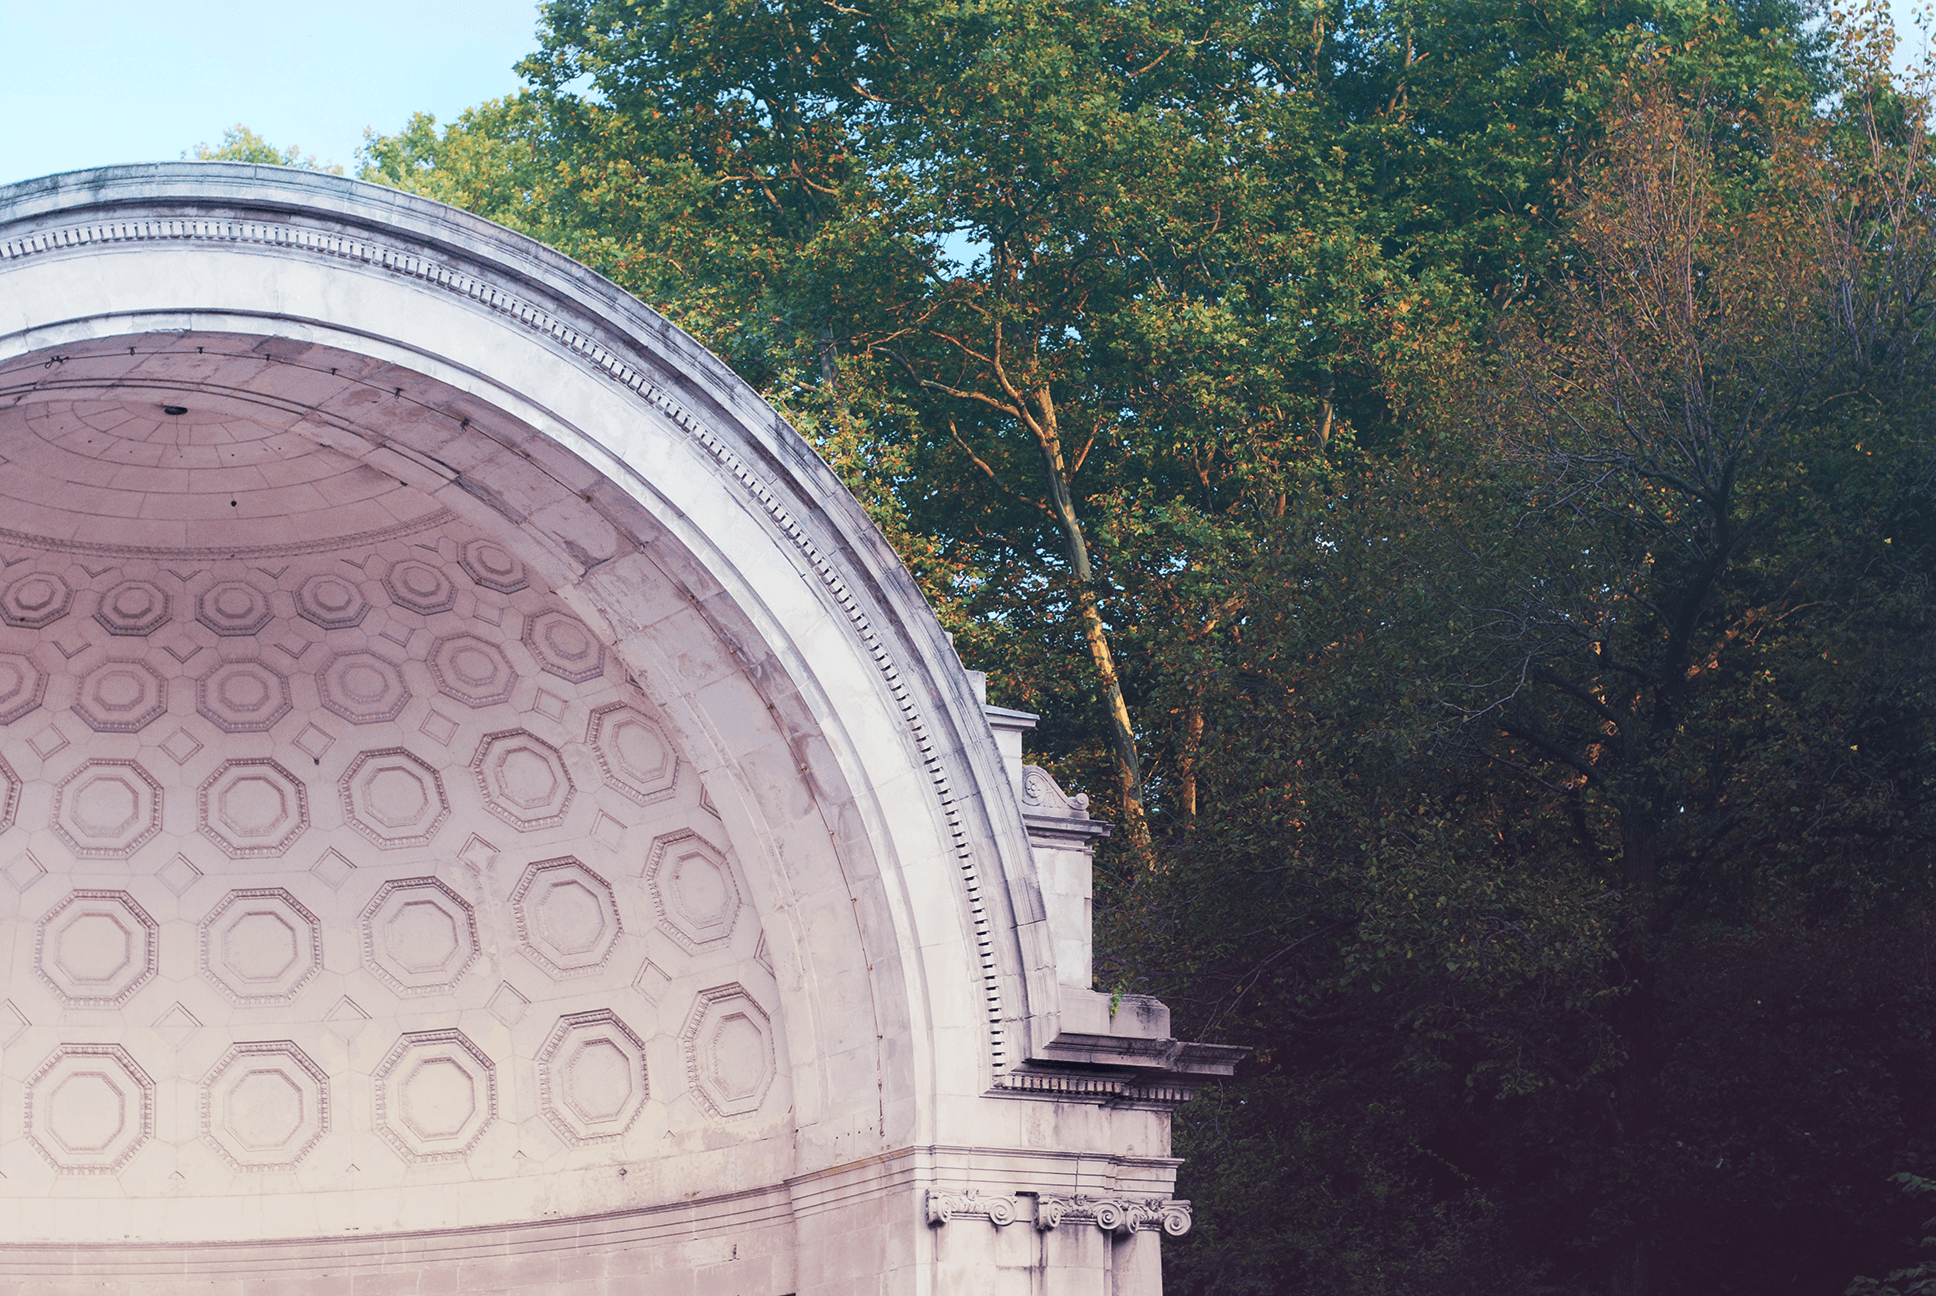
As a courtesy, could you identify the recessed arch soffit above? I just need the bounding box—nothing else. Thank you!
[0,343,806,1226]
[0,321,1022,1074]
[0,168,1052,1088]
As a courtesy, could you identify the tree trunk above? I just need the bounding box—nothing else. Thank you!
[1178,695,1204,820]
[1031,388,1151,857]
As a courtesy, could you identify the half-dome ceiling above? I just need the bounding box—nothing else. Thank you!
[0,374,788,1241]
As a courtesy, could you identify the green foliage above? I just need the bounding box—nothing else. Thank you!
[187,125,343,174]
[359,2,1936,1290]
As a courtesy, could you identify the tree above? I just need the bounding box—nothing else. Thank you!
[188,125,344,174]
[1107,11,1936,1284]
[354,4,1936,1290]
[1469,65,1935,1292]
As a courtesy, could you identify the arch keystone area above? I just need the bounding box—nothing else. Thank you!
[0,162,1239,1294]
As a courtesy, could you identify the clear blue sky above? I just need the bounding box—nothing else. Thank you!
[0,1,543,186]
[0,0,1928,191]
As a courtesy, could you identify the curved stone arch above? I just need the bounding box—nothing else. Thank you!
[0,159,1062,1088]
[0,164,1219,1292]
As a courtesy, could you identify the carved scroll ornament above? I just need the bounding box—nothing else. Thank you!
[924,1188,1192,1236]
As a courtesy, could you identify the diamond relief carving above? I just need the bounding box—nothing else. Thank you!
[645,830,742,953]
[196,658,292,733]
[26,1043,155,1174]
[72,659,169,734]
[588,704,678,806]
[0,650,46,724]
[373,1029,496,1163]
[198,758,310,858]
[458,539,527,593]
[360,877,479,996]
[429,634,515,707]
[472,729,574,830]
[53,758,163,858]
[295,573,369,629]
[2,571,72,628]
[680,984,775,1120]
[95,579,171,636]
[511,857,622,978]
[317,650,411,724]
[383,560,456,614]
[30,723,69,759]
[156,853,202,896]
[538,1010,649,1145]
[199,889,322,1003]
[340,748,449,849]
[200,1040,329,1171]
[36,890,159,1007]
[197,581,273,636]
[523,610,604,683]
[160,726,203,765]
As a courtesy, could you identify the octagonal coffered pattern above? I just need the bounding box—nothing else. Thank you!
[0,650,46,724]
[382,559,456,615]
[200,1041,330,1170]
[199,889,322,1004]
[72,659,168,734]
[538,1010,649,1145]
[511,858,622,979]
[471,728,574,830]
[196,658,292,733]
[523,610,604,684]
[196,580,274,636]
[340,748,449,849]
[294,572,368,629]
[25,1043,155,1174]
[2,570,72,628]
[645,830,742,953]
[53,758,163,858]
[317,649,411,725]
[198,758,310,858]
[95,579,171,636]
[458,538,527,593]
[373,1029,497,1163]
[429,634,515,708]
[680,984,776,1120]
[360,877,480,997]
[588,703,678,806]
[36,890,160,1007]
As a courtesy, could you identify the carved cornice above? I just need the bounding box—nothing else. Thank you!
[1019,764,1111,844]
[924,1188,1192,1236]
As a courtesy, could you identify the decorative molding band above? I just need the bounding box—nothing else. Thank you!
[924,1188,1192,1236]
[0,510,452,562]
[0,213,1012,1073]
[993,1068,1200,1107]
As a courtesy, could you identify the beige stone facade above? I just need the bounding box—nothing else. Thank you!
[0,164,1238,1293]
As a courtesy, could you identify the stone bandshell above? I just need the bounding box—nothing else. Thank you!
[0,164,1197,1293]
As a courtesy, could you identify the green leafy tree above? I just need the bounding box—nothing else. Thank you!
[353,3,1936,1291]
[188,125,344,174]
